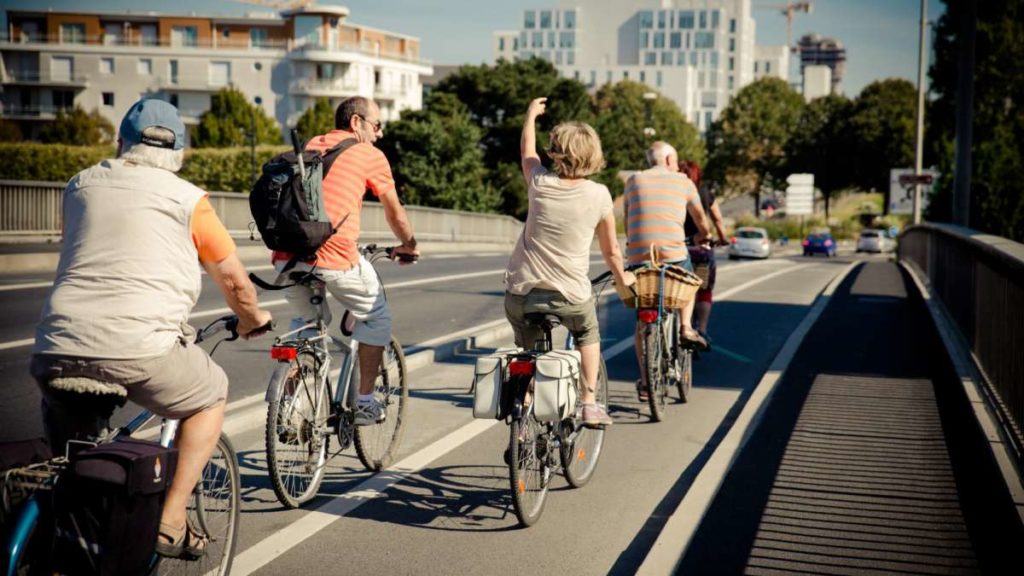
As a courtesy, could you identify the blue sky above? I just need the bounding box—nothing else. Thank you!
[0,0,945,96]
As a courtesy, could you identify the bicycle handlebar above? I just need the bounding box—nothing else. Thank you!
[591,270,614,285]
[195,315,274,345]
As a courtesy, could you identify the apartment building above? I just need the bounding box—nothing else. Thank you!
[0,4,432,142]
[753,44,788,82]
[492,0,764,132]
[797,33,846,93]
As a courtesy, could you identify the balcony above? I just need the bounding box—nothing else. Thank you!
[373,86,411,100]
[0,32,289,52]
[288,78,361,97]
[1,70,88,87]
[287,40,431,68]
[0,104,71,120]
[154,75,233,93]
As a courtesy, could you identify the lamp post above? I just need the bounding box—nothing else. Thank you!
[251,95,262,186]
[642,91,658,140]
[911,0,927,225]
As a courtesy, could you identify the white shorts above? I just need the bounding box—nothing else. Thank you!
[276,255,393,347]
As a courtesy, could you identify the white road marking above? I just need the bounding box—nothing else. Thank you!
[0,338,34,351]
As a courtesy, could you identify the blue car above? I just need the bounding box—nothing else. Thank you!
[803,232,837,257]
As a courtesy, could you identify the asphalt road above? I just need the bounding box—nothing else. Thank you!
[0,245,876,573]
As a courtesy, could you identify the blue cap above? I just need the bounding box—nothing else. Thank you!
[119,98,186,150]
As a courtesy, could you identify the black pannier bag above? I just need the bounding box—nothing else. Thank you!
[51,438,178,576]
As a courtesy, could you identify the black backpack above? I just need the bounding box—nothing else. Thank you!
[249,130,356,261]
[50,438,178,576]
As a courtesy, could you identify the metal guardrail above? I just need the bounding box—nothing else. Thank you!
[0,180,522,245]
[899,223,1024,464]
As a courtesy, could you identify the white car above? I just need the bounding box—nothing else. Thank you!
[729,227,772,259]
[856,229,896,253]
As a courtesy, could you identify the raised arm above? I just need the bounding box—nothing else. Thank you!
[521,97,547,182]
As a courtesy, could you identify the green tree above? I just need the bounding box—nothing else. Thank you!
[926,0,1024,240]
[377,93,499,212]
[786,94,855,218]
[192,87,282,148]
[847,79,916,197]
[39,106,114,146]
[591,81,705,197]
[706,77,804,217]
[295,97,335,139]
[435,58,592,217]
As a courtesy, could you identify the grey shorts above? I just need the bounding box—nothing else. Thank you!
[31,338,228,422]
[504,289,601,349]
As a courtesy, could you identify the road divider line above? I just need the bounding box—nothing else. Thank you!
[231,418,500,575]
[638,260,859,575]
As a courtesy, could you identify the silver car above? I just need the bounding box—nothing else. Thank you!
[729,227,772,259]
[856,229,896,253]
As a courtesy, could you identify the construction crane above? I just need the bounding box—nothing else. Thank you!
[754,1,813,53]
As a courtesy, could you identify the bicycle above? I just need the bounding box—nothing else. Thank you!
[637,304,693,423]
[255,244,410,509]
[503,272,613,527]
[2,315,250,576]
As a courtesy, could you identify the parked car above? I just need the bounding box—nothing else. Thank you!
[729,227,772,260]
[803,231,837,257]
[856,229,896,253]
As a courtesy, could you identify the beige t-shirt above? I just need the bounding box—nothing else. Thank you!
[505,165,614,304]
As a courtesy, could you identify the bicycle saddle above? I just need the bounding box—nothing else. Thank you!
[524,312,562,331]
[46,377,128,399]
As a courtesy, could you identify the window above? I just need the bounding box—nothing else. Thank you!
[222,28,230,38]
[690,52,698,66]
[139,24,157,46]
[712,10,720,29]
[590,70,596,86]
[710,52,719,67]
[60,23,86,44]
[520,31,528,48]
[102,92,114,107]
[573,70,579,81]
[532,32,542,48]
[103,23,122,46]
[521,51,534,59]
[662,52,672,65]
[704,111,713,129]
[730,18,736,33]
[657,11,666,29]
[678,11,694,29]
[548,31,556,48]
[250,28,269,48]
[702,92,716,107]
[729,38,735,52]
[293,16,320,48]
[653,32,665,49]
[677,52,686,65]
[645,52,657,65]
[698,71,705,88]
[100,57,114,75]
[524,10,536,28]
[137,58,152,75]
[729,57,734,71]
[607,70,612,84]
[639,70,645,83]
[695,32,714,49]
[499,37,505,51]
[710,72,718,89]
[623,70,629,80]
[51,56,73,82]
[564,10,576,29]
[555,51,563,65]
[656,70,662,87]
[728,75,734,89]
[670,32,681,49]
[540,10,552,29]
[567,51,574,65]
[699,11,707,29]
[52,90,74,110]
[641,32,649,48]
[559,31,574,48]
[755,62,760,73]
[209,61,231,86]
[169,60,179,84]
[171,26,198,47]
[639,11,653,29]
[766,62,772,73]
[513,38,519,50]
[169,94,179,107]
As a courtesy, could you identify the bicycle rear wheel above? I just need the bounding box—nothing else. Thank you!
[644,323,669,422]
[676,348,693,403]
[509,408,551,527]
[157,433,240,576]
[354,337,409,471]
[561,357,608,488]
[265,351,331,508]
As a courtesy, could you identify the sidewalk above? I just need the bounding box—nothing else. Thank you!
[676,261,1024,574]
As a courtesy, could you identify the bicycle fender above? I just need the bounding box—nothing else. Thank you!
[4,495,41,576]
[265,363,291,403]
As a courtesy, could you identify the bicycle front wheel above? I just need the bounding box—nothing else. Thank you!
[354,337,409,471]
[644,323,669,422]
[157,433,240,576]
[265,351,331,508]
[509,410,550,527]
[561,357,608,488]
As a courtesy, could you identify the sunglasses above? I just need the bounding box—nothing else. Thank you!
[358,115,382,131]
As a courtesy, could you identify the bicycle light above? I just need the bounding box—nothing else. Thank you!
[638,309,659,324]
[270,344,298,361]
[508,359,534,377]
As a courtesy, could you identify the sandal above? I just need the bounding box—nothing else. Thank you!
[156,520,209,560]
[636,380,650,402]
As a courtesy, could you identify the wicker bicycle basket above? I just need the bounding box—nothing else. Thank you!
[619,245,702,309]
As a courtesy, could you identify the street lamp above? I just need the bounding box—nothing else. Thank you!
[251,95,263,186]
[642,91,657,139]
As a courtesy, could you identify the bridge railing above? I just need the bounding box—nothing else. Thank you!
[899,223,1024,463]
[0,180,523,245]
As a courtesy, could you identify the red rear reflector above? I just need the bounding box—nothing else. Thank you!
[638,309,659,324]
[730,236,737,244]
[802,239,810,247]
[271,345,298,361]
[509,360,534,377]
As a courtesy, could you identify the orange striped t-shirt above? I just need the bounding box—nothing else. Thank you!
[272,130,397,270]
[623,166,699,267]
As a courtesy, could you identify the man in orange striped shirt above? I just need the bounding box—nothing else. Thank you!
[273,96,419,425]
[624,141,710,400]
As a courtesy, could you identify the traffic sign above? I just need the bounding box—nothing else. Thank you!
[889,168,938,215]
[785,173,814,216]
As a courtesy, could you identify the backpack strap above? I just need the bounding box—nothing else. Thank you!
[320,138,359,177]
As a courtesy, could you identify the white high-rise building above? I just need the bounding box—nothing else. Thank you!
[802,64,832,102]
[753,45,788,82]
[493,0,765,132]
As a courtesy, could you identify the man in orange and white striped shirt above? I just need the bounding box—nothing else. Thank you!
[273,96,419,426]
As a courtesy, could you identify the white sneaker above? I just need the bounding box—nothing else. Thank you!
[354,398,385,426]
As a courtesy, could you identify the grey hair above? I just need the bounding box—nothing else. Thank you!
[645,141,677,168]
[118,127,184,172]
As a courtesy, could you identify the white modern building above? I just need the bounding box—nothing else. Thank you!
[0,4,432,142]
[753,44,788,82]
[803,64,832,101]
[493,31,520,63]
[492,0,769,132]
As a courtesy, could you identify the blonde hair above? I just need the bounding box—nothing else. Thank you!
[546,122,605,179]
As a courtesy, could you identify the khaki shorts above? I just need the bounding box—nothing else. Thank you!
[505,289,601,349]
[31,338,228,422]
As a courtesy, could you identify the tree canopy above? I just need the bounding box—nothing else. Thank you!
[847,79,917,193]
[192,87,282,148]
[39,107,114,146]
[786,93,855,217]
[295,97,335,140]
